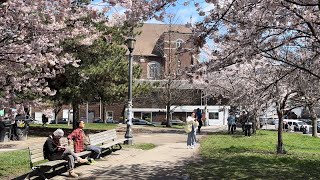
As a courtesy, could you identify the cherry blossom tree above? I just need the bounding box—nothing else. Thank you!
[184,0,320,153]
[0,0,183,115]
[190,0,320,77]
[197,55,304,153]
[0,0,102,115]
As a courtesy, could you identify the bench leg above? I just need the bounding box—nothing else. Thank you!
[24,171,33,180]
[33,167,48,180]
[112,144,122,151]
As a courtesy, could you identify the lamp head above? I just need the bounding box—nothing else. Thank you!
[126,37,136,53]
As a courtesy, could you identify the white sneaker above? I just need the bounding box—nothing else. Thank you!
[187,146,190,149]
[191,146,194,149]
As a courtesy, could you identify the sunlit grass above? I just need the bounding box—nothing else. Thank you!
[187,130,320,179]
[0,150,30,179]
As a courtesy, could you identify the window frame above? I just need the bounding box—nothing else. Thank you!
[147,61,160,79]
[176,39,184,49]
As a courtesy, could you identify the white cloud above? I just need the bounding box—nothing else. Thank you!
[145,18,165,24]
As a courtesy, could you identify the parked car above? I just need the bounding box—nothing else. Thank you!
[161,119,185,125]
[93,118,103,123]
[284,119,310,131]
[106,119,119,124]
[300,119,312,125]
[50,118,70,124]
[271,119,279,125]
[132,118,155,126]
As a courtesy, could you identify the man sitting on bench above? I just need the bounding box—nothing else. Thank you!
[43,129,88,178]
[68,120,103,160]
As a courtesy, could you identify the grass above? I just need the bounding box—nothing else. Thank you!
[187,130,320,179]
[30,123,118,130]
[154,124,184,129]
[123,143,156,150]
[0,150,30,179]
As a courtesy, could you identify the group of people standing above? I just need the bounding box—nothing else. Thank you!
[185,108,203,149]
[227,111,253,136]
[43,120,103,178]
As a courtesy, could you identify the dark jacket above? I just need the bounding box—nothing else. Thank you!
[43,135,61,160]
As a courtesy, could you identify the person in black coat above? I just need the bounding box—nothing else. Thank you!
[196,108,203,134]
[43,129,87,178]
[42,114,48,127]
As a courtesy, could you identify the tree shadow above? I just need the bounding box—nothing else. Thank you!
[187,153,320,179]
[76,159,192,180]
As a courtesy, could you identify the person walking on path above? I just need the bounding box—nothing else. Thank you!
[227,111,236,134]
[68,120,103,160]
[42,114,48,127]
[185,114,198,149]
[43,129,88,178]
[196,108,203,134]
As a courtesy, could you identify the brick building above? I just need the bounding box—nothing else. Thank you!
[30,23,229,125]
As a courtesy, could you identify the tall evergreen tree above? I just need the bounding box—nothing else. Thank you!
[48,24,150,129]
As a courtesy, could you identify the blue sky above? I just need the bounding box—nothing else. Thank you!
[90,0,214,25]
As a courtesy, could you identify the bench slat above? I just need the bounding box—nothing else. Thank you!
[89,131,117,145]
[100,142,119,149]
[35,160,67,167]
[75,151,91,157]
[92,132,116,138]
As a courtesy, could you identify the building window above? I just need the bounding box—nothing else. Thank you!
[209,112,219,119]
[106,111,113,120]
[176,39,184,49]
[148,62,160,79]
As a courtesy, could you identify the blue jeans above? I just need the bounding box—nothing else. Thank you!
[187,130,196,146]
[86,145,102,159]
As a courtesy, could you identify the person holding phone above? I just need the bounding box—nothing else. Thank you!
[43,129,88,178]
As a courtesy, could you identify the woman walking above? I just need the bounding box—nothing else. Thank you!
[185,113,198,149]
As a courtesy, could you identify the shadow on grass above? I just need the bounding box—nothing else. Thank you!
[187,153,320,180]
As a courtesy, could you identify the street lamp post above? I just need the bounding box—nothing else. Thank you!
[124,37,136,145]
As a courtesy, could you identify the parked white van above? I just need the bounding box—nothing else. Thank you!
[283,119,310,131]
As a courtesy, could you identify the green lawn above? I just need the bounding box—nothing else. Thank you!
[187,130,320,179]
[30,123,118,130]
[0,150,30,179]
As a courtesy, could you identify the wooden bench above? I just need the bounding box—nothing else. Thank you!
[88,129,127,152]
[25,129,126,179]
[26,145,67,180]
[70,129,127,157]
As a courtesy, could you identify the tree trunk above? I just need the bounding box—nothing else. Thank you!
[256,108,261,130]
[72,101,80,130]
[122,104,126,124]
[308,104,318,137]
[54,106,62,124]
[102,103,105,123]
[276,106,285,154]
[166,103,171,127]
